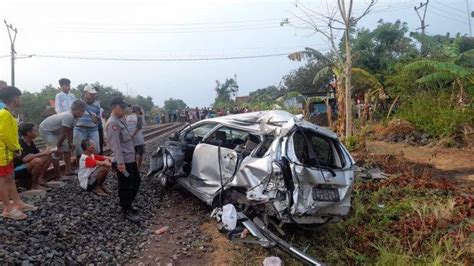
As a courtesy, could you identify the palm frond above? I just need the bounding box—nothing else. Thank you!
[313,66,333,84]
[417,71,459,83]
[352,68,384,93]
[288,47,331,65]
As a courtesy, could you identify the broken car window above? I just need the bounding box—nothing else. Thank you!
[185,123,217,144]
[254,135,274,157]
[205,126,251,149]
[293,130,337,168]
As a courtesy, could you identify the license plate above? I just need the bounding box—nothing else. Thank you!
[312,187,340,202]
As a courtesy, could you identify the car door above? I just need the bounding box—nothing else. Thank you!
[184,126,244,202]
[182,122,219,163]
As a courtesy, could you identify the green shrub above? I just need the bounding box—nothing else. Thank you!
[345,135,359,151]
[396,91,473,138]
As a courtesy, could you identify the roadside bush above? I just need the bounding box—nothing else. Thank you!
[396,91,473,138]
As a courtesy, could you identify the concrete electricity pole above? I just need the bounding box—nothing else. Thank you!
[4,20,18,87]
[414,0,429,34]
[467,0,472,37]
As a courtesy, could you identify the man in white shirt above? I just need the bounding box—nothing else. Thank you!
[55,78,76,114]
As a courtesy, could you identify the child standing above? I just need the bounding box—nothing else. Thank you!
[0,86,37,220]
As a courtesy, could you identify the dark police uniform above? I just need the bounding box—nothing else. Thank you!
[106,113,140,212]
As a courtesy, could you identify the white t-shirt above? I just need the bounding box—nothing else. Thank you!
[55,91,76,113]
[78,154,105,189]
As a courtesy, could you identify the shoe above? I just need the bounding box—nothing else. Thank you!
[123,210,140,224]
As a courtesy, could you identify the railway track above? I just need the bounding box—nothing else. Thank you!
[42,122,184,178]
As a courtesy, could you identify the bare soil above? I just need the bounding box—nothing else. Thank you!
[366,140,474,185]
[130,140,474,265]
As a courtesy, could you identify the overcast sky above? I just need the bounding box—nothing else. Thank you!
[0,0,472,107]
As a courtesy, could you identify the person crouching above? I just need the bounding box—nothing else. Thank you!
[78,139,111,196]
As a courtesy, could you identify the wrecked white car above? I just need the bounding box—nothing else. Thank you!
[148,111,355,264]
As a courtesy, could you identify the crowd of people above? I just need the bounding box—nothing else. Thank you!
[158,106,253,124]
[0,78,146,223]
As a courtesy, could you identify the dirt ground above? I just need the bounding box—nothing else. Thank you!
[366,141,474,184]
[130,140,474,265]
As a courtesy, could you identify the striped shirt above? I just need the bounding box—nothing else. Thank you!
[76,100,101,128]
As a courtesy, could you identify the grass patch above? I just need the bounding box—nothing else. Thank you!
[396,91,473,138]
[250,154,472,265]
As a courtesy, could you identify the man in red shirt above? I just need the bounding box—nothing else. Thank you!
[78,138,111,196]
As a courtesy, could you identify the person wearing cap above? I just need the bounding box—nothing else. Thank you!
[126,106,145,169]
[73,85,101,161]
[55,78,76,114]
[0,86,38,220]
[106,96,140,223]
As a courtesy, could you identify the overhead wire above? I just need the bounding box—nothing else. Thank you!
[431,0,466,14]
[430,5,470,20]
[429,10,468,25]
[30,52,301,61]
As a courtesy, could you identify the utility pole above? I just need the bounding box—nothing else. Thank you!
[4,20,18,86]
[414,0,429,34]
[467,0,472,37]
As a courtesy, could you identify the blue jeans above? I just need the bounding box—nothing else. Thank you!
[74,126,100,156]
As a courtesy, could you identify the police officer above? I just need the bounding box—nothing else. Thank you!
[106,97,140,223]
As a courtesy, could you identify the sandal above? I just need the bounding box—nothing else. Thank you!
[2,208,27,220]
[19,203,38,212]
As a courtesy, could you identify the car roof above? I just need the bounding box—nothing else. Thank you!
[197,110,338,139]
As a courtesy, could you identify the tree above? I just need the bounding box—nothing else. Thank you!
[283,62,331,93]
[213,76,239,109]
[163,98,187,113]
[404,59,473,105]
[284,0,377,137]
[352,20,417,83]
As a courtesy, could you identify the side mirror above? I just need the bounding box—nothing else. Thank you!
[170,132,179,141]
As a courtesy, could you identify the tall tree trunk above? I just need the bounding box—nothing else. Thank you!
[344,29,353,137]
[336,81,346,136]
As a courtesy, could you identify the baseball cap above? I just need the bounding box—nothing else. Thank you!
[84,85,98,94]
[109,96,130,108]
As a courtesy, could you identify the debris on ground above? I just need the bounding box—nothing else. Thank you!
[154,226,169,235]
[263,256,283,266]
[373,119,431,146]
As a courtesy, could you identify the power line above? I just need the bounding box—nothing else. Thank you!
[31,52,308,61]
[431,0,466,14]
[430,5,468,19]
[25,21,281,31]
[24,24,289,35]
[429,10,468,25]
[43,18,284,27]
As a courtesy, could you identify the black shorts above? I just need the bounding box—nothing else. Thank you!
[135,145,145,156]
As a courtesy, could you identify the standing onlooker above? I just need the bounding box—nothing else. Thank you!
[78,138,111,196]
[126,106,145,169]
[0,80,7,109]
[0,86,37,220]
[106,97,140,223]
[40,100,86,179]
[74,85,101,160]
[14,123,52,190]
[55,78,76,114]
[98,107,105,154]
